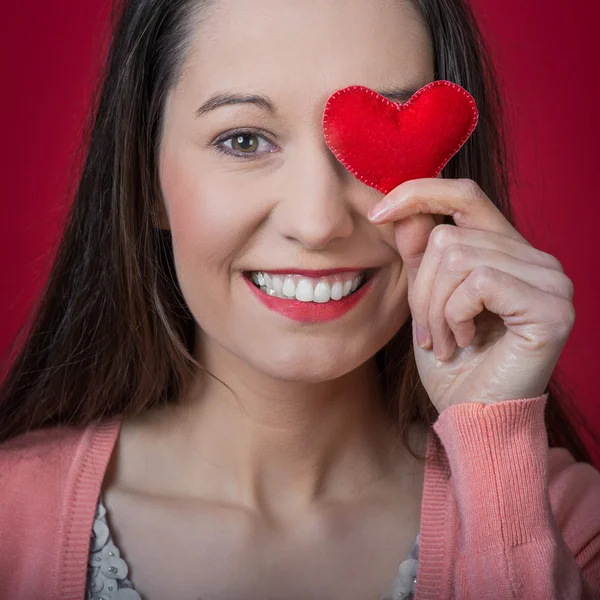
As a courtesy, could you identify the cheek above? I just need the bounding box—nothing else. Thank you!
[159,147,260,275]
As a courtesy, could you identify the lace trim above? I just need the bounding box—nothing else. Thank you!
[381,533,419,599]
[86,496,141,600]
[86,494,419,600]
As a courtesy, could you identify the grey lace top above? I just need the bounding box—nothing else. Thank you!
[86,494,420,600]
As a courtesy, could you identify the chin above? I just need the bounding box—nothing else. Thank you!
[236,336,381,384]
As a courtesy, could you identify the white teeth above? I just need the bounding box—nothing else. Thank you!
[272,276,284,294]
[313,281,331,303]
[249,271,366,302]
[295,279,313,302]
[330,281,343,300]
[282,278,296,298]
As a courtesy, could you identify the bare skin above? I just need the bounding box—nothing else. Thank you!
[102,398,428,599]
[101,0,442,598]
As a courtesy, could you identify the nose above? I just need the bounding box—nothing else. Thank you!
[272,139,356,250]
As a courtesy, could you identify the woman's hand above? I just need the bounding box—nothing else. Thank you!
[368,178,575,414]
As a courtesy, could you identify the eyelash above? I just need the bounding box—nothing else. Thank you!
[211,129,277,161]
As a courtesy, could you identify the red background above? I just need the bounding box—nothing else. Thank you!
[1,2,598,454]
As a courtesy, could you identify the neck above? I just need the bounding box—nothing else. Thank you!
[117,336,423,520]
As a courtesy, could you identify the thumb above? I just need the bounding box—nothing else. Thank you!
[392,213,437,306]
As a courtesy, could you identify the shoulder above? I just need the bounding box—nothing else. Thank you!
[548,447,600,563]
[0,423,91,490]
[0,420,121,595]
[0,423,91,593]
[0,419,121,531]
[0,423,97,534]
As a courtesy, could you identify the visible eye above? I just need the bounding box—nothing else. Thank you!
[211,129,277,160]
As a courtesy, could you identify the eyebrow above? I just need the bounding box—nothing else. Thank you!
[194,85,422,118]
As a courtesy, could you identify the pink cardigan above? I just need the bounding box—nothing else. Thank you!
[1,394,599,600]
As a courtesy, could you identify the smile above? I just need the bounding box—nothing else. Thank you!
[242,268,378,323]
[248,270,366,302]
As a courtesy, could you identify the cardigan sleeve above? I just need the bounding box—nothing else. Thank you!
[433,394,600,599]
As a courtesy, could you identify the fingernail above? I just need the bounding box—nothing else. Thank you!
[368,202,390,221]
[416,324,430,349]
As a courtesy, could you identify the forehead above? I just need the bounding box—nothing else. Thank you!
[179,0,434,112]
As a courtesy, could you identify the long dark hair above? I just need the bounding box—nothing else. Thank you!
[1,0,597,464]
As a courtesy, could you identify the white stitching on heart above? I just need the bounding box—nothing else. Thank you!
[322,80,479,194]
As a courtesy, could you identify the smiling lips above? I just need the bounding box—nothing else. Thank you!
[242,268,378,323]
[249,270,364,302]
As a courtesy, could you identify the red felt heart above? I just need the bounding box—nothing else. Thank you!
[322,80,479,195]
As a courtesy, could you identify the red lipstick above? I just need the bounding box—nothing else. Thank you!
[242,271,376,323]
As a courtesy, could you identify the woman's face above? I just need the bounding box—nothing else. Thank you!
[158,0,435,382]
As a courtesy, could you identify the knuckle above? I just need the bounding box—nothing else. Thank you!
[429,303,446,330]
[430,224,458,253]
[392,180,419,204]
[559,274,575,300]
[444,296,466,330]
[468,265,495,293]
[443,244,470,272]
[535,299,576,348]
[546,272,574,300]
[556,298,576,329]
[541,252,565,273]
[444,306,460,329]
[566,303,576,327]
[456,178,482,199]
[542,301,576,344]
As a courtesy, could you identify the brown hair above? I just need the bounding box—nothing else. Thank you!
[1,0,597,464]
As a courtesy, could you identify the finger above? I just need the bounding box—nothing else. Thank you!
[390,212,438,309]
[443,266,575,362]
[427,245,575,360]
[368,178,529,246]
[409,224,569,342]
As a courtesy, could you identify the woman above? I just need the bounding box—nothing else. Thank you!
[1,0,599,598]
